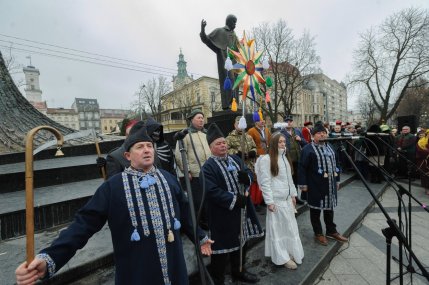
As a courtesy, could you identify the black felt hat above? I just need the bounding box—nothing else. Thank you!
[311,122,326,135]
[284,115,293,122]
[123,122,153,151]
[206,123,224,145]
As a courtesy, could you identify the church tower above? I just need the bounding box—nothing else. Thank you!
[172,49,193,90]
[23,64,43,103]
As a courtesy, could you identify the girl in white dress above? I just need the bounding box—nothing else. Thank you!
[256,132,304,269]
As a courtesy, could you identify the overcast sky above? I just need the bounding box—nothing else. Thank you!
[1,0,428,110]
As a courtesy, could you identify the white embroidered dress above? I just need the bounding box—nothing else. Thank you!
[256,151,304,265]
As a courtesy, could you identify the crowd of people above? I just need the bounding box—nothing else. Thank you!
[314,120,429,196]
[15,110,429,285]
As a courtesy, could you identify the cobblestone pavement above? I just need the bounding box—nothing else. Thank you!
[316,182,429,285]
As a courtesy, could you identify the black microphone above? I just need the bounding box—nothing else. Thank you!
[320,136,363,142]
[174,128,189,141]
[364,132,390,136]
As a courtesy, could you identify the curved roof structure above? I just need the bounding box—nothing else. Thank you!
[0,51,75,153]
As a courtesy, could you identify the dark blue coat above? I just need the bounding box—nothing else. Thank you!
[298,143,340,210]
[200,155,263,254]
[40,169,204,285]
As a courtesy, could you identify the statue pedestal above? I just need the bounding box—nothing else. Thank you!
[207,110,254,136]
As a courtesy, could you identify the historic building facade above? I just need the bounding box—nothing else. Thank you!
[303,74,348,124]
[46,108,79,130]
[160,76,221,131]
[21,63,130,133]
[160,51,221,131]
[71,98,101,131]
[100,109,131,134]
[264,62,332,126]
[291,88,325,126]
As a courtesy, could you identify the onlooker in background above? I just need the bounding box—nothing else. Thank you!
[302,121,313,143]
[146,118,176,175]
[365,124,387,183]
[226,116,259,207]
[257,132,304,270]
[395,126,416,178]
[280,116,307,182]
[226,116,257,169]
[342,123,356,172]
[345,123,356,135]
[98,119,176,178]
[280,116,307,204]
[247,117,271,156]
[417,129,426,140]
[323,122,331,134]
[335,120,343,131]
[247,116,271,207]
[175,109,211,229]
[416,129,429,195]
[329,122,347,173]
[98,120,142,178]
[353,128,368,180]
[380,124,396,175]
[298,122,348,246]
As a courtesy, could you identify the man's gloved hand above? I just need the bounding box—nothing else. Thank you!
[237,171,250,185]
[96,157,107,168]
[247,150,257,159]
[234,194,247,209]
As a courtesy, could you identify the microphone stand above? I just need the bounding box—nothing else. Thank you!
[343,139,429,284]
[176,133,213,285]
[372,135,429,283]
[338,140,429,284]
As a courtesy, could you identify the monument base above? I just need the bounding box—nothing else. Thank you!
[208,110,254,136]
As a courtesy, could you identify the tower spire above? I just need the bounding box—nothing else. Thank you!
[173,49,193,90]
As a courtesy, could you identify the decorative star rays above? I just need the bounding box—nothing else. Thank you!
[228,32,266,101]
[224,32,271,123]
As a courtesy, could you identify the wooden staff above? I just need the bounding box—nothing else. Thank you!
[238,102,247,273]
[25,126,64,264]
[92,130,106,180]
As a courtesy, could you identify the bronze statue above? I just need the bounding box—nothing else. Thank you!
[200,15,239,110]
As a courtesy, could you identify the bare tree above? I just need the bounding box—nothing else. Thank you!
[175,84,197,120]
[349,7,429,123]
[132,76,171,122]
[2,45,24,87]
[395,79,429,126]
[252,20,320,123]
[357,93,379,127]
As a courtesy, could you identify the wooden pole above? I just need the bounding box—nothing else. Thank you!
[94,135,106,180]
[25,126,63,264]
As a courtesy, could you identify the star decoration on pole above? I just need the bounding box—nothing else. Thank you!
[224,31,272,122]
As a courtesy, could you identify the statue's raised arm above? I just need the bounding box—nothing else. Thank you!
[200,15,239,111]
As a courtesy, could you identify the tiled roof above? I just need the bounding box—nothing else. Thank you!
[0,52,76,153]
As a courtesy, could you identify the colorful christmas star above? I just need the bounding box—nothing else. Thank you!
[228,32,266,101]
